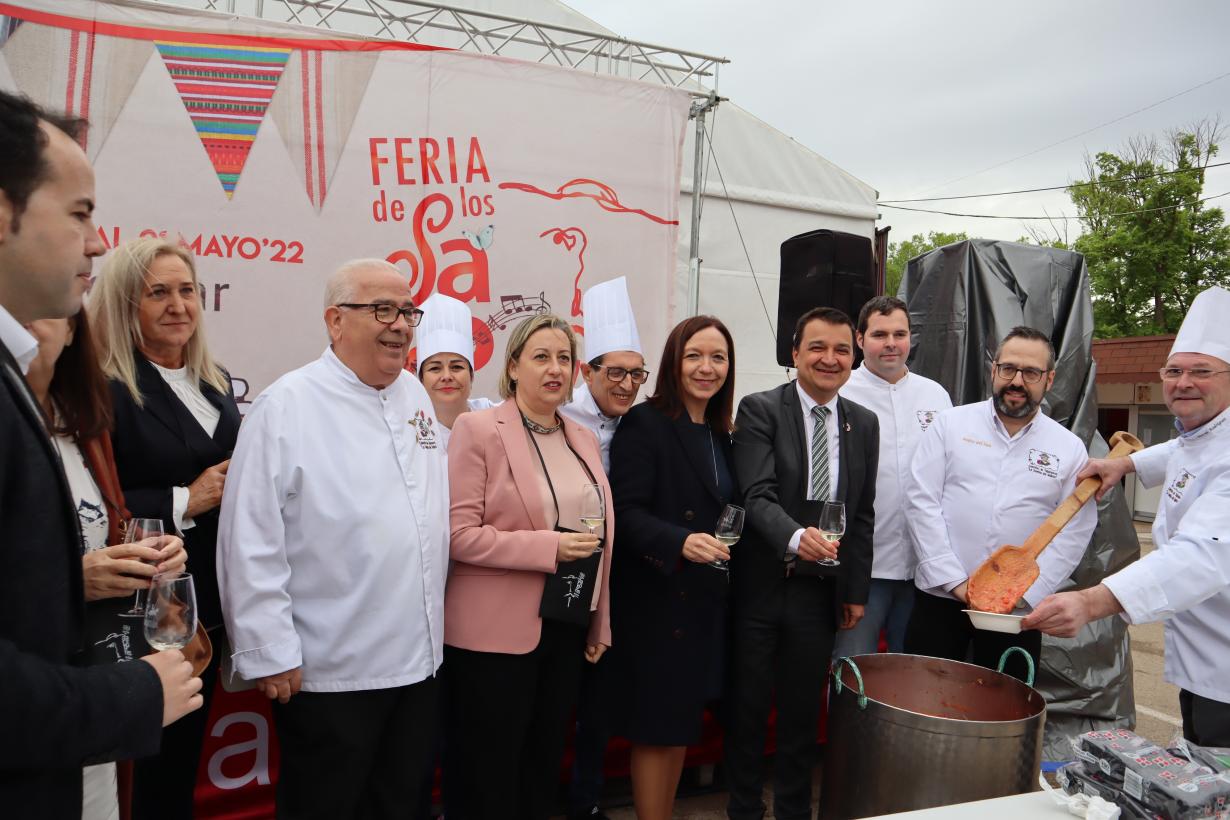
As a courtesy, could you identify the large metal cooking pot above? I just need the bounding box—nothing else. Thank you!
[820,649,1046,819]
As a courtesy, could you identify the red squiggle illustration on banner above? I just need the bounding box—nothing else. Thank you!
[499,178,677,226]
[538,227,588,317]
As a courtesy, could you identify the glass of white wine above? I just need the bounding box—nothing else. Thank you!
[580,483,605,554]
[817,501,845,567]
[123,517,165,617]
[143,572,198,652]
[711,504,744,571]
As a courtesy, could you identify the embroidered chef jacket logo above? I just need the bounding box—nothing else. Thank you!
[916,409,938,431]
[1027,449,1060,478]
[1166,468,1196,503]
[409,410,438,449]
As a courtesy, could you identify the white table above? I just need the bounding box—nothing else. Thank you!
[864,790,1074,818]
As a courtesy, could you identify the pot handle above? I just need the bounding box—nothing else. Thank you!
[997,647,1036,686]
[831,656,868,710]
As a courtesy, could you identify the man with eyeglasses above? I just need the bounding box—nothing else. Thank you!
[218,259,448,818]
[559,277,644,820]
[1025,286,1230,746]
[903,326,1097,679]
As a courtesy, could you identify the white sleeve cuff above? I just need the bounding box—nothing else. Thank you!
[172,486,196,533]
[787,528,803,555]
[230,637,303,682]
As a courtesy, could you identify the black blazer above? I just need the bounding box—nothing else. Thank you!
[109,352,240,629]
[0,339,161,818]
[731,381,879,606]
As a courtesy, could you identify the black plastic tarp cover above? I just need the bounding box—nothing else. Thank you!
[899,239,1140,760]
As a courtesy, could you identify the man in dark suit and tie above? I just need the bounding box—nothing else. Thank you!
[725,306,879,820]
[0,90,202,818]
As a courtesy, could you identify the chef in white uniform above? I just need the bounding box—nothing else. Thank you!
[1025,286,1230,746]
[415,292,494,453]
[904,325,1097,679]
[834,295,952,657]
[558,276,646,820]
[560,276,647,473]
[217,259,449,819]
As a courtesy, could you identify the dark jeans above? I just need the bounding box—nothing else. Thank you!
[725,575,836,820]
[445,621,586,820]
[271,676,440,820]
[904,589,1040,682]
[1180,689,1230,747]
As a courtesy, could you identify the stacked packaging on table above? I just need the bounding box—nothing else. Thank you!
[1055,729,1230,819]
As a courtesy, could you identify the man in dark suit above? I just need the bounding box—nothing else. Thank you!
[725,306,878,820]
[0,89,202,818]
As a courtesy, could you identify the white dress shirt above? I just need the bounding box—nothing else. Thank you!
[0,304,39,374]
[1102,407,1230,703]
[905,398,1097,607]
[841,366,952,580]
[560,381,620,474]
[149,361,221,534]
[787,382,841,554]
[218,347,449,692]
[437,397,496,454]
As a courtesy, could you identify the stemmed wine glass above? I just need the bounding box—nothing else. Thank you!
[817,501,845,567]
[711,504,745,571]
[123,517,165,616]
[580,483,605,554]
[143,572,198,652]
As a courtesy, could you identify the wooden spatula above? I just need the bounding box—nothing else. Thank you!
[966,430,1144,614]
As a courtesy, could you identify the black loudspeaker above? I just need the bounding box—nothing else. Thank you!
[776,229,875,367]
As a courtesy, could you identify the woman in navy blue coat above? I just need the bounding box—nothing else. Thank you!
[607,315,739,820]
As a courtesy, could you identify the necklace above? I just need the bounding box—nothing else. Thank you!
[522,413,563,435]
[707,422,718,485]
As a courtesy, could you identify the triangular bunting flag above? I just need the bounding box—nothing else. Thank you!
[269,48,379,211]
[155,40,291,198]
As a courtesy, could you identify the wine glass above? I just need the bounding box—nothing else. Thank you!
[580,483,605,555]
[143,572,198,652]
[123,517,165,616]
[817,501,845,567]
[711,504,744,571]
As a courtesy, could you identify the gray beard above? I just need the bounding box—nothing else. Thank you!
[994,386,1038,419]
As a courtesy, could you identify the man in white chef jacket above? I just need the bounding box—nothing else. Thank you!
[834,296,952,657]
[903,326,1097,680]
[217,258,448,819]
[558,276,645,820]
[1025,286,1230,746]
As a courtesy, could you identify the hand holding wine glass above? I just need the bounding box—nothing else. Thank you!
[579,483,605,555]
[143,572,198,652]
[123,517,165,616]
[816,501,845,567]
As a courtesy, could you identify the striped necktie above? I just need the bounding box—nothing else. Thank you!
[809,404,831,501]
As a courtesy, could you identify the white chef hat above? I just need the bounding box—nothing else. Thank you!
[417,293,474,366]
[582,277,642,362]
[1170,286,1230,365]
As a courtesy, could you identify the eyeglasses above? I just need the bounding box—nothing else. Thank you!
[592,364,650,384]
[337,303,425,327]
[992,362,1049,384]
[1158,367,1230,382]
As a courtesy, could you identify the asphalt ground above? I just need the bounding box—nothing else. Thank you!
[578,522,1182,820]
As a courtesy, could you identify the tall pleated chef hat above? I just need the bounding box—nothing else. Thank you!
[417,293,474,366]
[582,277,642,361]
[1170,286,1230,365]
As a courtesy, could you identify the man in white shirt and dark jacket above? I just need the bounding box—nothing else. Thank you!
[0,89,201,819]
[904,325,1097,681]
[1025,286,1230,747]
[218,259,449,819]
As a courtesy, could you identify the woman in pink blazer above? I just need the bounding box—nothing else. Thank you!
[445,313,613,820]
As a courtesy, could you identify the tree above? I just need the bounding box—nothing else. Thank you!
[1069,120,1230,337]
[884,231,968,296]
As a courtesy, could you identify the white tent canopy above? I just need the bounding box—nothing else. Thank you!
[154,0,880,395]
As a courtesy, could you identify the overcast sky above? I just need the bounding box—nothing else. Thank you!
[564,0,1230,244]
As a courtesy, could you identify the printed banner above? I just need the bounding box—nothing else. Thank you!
[0,0,689,412]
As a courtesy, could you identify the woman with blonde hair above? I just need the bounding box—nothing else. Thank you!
[88,236,240,820]
[444,312,613,820]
